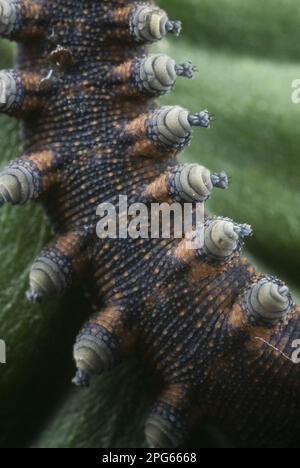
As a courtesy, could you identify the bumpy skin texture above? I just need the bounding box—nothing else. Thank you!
[0,0,299,448]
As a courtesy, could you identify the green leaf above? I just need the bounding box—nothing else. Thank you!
[159,0,300,61]
[0,2,299,448]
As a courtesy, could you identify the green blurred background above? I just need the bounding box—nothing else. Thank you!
[0,0,299,448]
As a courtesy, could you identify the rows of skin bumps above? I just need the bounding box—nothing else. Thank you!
[0,0,299,448]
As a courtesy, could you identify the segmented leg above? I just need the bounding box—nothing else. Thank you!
[27,228,91,303]
[0,0,46,40]
[0,65,57,116]
[145,385,190,448]
[142,164,228,203]
[73,304,132,387]
[121,105,211,159]
[106,53,194,98]
[0,151,57,206]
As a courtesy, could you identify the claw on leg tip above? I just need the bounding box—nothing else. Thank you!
[166,20,182,36]
[26,288,42,304]
[72,370,90,387]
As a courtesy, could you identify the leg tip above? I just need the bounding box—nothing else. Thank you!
[211,172,229,190]
[175,61,194,79]
[29,258,65,301]
[188,110,211,128]
[166,20,182,36]
[145,416,180,448]
[72,370,90,387]
[234,223,253,238]
[26,288,43,304]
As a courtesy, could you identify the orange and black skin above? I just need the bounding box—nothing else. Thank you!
[0,0,299,448]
